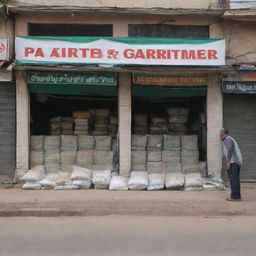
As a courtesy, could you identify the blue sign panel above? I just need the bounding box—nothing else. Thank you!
[223,81,256,94]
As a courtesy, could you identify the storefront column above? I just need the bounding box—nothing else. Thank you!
[207,73,223,177]
[15,71,30,181]
[118,73,132,176]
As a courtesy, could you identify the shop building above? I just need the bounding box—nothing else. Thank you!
[1,0,255,183]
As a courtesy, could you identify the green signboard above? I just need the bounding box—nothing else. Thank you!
[27,71,117,86]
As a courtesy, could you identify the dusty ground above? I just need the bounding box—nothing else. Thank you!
[0,216,256,256]
[0,183,255,216]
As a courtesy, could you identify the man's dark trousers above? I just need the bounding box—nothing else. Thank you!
[227,163,241,199]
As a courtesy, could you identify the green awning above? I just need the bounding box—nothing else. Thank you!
[132,85,207,98]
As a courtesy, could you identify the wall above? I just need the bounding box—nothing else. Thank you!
[9,0,221,10]
[223,21,256,65]
[0,16,14,60]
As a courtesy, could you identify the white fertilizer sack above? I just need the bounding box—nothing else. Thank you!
[71,165,92,180]
[128,171,148,190]
[109,176,129,190]
[147,173,165,191]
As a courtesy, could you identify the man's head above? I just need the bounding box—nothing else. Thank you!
[220,128,229,140]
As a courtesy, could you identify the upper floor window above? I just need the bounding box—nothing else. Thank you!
[28,24,113,36]
[128,25,209,39]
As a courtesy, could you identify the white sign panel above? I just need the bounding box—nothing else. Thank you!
[15,36,225,66]
[0,38,9,61]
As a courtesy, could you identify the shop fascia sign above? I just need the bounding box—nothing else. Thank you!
[27,71,117,86]
[133,73,208,86]
[0,38,9,61]
[16,36,225,66]
[223,81,256,94]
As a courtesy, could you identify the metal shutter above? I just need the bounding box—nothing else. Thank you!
[223,94,256,181]
[0,83,16,176]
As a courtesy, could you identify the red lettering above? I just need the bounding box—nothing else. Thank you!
[167,50,172,59]
[25,47,34,57]
[61,48,66,58]
[157,49,167,59]
[135,49,145,59]
[35,48,44,57]
[208,50,218,59]
[50,48,60,57]
[79,48,89,58]
[68,48,78,58]
[91,48,102,58]
[124,49,134,59]
[146,49,156,59]
[172,50,180,59]
[197,50,206,59]
[181,50,196,59]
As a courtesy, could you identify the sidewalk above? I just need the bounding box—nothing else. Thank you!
[0,183,255,217]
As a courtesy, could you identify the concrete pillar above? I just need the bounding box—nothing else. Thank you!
[15,71,30,181]
[118,73,132,176]
[207,73,223,177]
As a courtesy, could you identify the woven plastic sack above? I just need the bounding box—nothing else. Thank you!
[185,173,203,187]
[163,135,181,150]
[95,136,111,150]
[20,165,45,182]
[30,150,44,167]
[165,172,184,189]
[109,176,129,190]
[92,170,111,185]
[92,164,113,171]
[61,135,78,151]
[61,151,77,165]
[72,180,91,189]
[76,150,93,167]
[45,164,60,173]
[163,163,182,173]
[131,135,147,150]
[131,150,146,165]
[60,164,73,173]
[44,149,60,164]
[147,135,162,151]
[162,150,180,163]
[22,181,41,190]
[44,136,60,150]
[132,164,146,172]
[78,135,95,150]
[73,111,91,119]
[71,165,91,180]
[30,135,44,151]
[93,150,113,165]
[55,172,72,186]
[147,151,162,162]
[147,173,165,190]
[181,150,199,158]
[181,135,198,150]
[40,173,58,188]
[128,171,148,190]
[147,162,163,174]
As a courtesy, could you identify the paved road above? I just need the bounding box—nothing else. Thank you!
[0,216,256,256]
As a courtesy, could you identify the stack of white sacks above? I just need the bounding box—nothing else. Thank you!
[23,134,212,191]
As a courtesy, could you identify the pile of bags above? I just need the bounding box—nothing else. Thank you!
[149,117,168,134]
[91,109,110,136]
[167,108,189,134]
[50,116,74,135]
[73,110,91,136]
[133,114,148,134]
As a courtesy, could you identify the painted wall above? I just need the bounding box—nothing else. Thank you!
[9,0,221,9]
[0,16,14,60]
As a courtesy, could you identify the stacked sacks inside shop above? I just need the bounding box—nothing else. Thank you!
[167,108,189,135]
[91,109,110,136]
[149,116,168,134]
[24,134,221,191]
[73,111,91,136]
[50,116,74,135]
[133,113,148,134]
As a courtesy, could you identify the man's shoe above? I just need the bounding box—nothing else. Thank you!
[226,197,241,201]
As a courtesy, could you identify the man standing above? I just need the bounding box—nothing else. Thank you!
[220,128,243,201]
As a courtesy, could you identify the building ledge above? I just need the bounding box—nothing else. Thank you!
[4,4,225,16]
[223,9,256,20]
[14,63,236,75]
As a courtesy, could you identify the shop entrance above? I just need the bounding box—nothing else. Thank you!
[131,74,207,175]
[29,71,118,174]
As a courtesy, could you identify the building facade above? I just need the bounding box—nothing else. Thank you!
[0,0,256,181]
